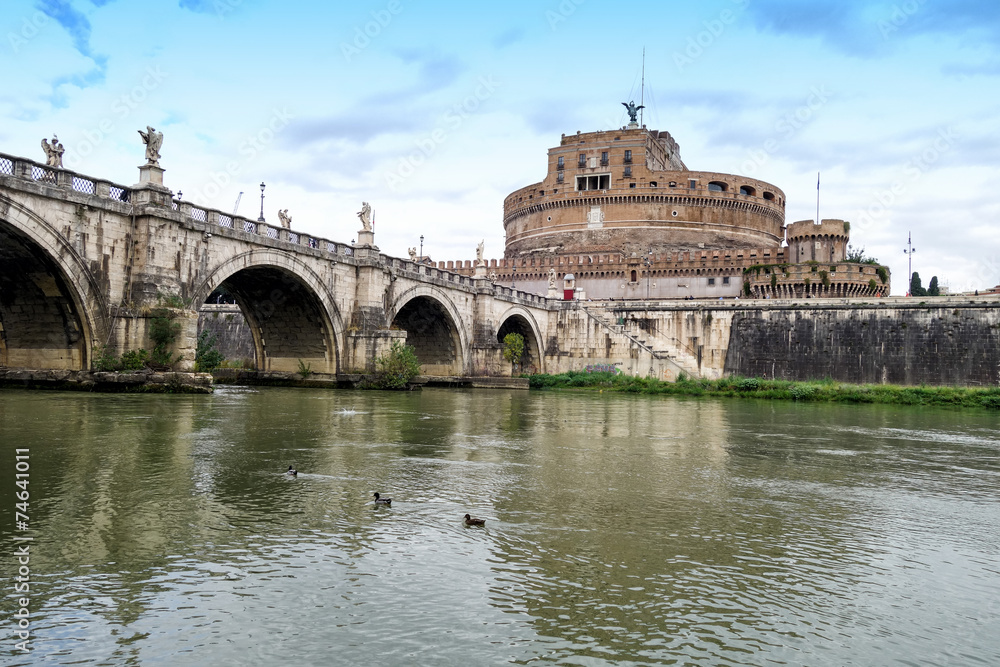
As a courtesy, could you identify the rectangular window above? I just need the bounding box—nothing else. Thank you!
[557,156,564,169]
[722,276,730,285]
[575,174,611,191]
[624,150,632,163]
[708,278,716,286]
[557,172,564,183]
[624,166,632,178]
[601,151,609,166]
[578,153,586,167]
[689,179,697,190]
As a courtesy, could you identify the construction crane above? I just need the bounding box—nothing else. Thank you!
[233,191,243,214]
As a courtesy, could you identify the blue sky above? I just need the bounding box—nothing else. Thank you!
[3,0,999,294]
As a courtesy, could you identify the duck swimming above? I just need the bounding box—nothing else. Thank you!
[373,492,391,506]
[463,514,485,526]
[286,465,297,477]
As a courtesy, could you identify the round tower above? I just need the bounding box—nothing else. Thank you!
[785,219,850,264]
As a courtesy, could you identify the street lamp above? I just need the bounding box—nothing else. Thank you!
[258,182,265,222]
[419,235,424,261]
[903,231,916,295]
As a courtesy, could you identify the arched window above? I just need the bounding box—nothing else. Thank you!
[763,191,775,201]
[630,270,638,282]
[708,181,728,192]
[739,185,756,196]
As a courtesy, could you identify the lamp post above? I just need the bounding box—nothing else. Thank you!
[258,182,265,222]
[904,231,916,295]
[419,235,424,261]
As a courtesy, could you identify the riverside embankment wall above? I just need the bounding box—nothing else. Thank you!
[200,297,1000,387]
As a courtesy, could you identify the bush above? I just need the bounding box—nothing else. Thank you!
[736,377,760,391]
[367,341,421,389]
[194,330,224,372]
[92,345,119,372]
[120,349,149,370]
[149,309,181,367]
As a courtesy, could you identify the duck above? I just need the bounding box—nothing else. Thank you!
[463,514,486,527]
[373,492,392,506]
[286,465,297,477]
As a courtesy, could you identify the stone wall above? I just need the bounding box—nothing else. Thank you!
[723,300,1000,386]
[198,304,254,364]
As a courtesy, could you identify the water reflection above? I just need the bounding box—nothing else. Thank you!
[1,389,998,666]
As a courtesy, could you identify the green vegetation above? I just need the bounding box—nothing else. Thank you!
[527,372,1000,410]
[361,341,421,390]
[502,333,525,371]
[149,308,181,367]
[928,276,940,296]
[297,359,313,379]
[194,330,225,372]
[92,345,149,372]
[876,266,888,284]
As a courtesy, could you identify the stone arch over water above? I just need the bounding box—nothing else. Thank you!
[191,251,343,374]
[0,196,105,370]
[389,286,467,376]
[496,306,545,375]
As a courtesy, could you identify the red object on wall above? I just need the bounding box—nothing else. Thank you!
[564,289,574,300]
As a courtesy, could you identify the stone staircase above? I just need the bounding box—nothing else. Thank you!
[581,308,703,379]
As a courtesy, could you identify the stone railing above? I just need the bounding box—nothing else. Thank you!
[0,151,133,204]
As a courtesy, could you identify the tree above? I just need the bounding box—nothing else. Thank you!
[909,272,926,297]
[845,244,879,264]
[502,333,525,371]
[368,341,421,389]
[927,276,940,296]
[195,330,225,372]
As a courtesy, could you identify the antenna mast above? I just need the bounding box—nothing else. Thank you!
[639,47,646,127]
[816,172,820,225]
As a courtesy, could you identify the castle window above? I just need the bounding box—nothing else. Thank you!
[558,156,564,169]
[578,153,586,167]
[763,191,775,201]
[557,172,564,183]
[708,278,716,286]
[601,151,609,166]
[650,181,658,187]
[630,270,638,282]
[629,182,636,188]
[624,150,633,164]
[576,174,610,191]
[624,166,632,178]
[689,179,697,189]
[723,276,730,285]
[669,181,677,187]
[708,181,728,192]
[739,185,756,196]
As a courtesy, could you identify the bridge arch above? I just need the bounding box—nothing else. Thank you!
[389,285,469,376]
[0,195,107,370]
[496,306,545,375]
[191,250,344,374]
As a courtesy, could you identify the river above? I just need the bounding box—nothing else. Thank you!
[1,387,998,666]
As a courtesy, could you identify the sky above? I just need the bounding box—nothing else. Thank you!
[2,0,999,295]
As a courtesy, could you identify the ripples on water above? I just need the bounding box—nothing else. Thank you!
[1,388,999,666]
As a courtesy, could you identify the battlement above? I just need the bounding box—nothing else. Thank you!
[787,218,850,240]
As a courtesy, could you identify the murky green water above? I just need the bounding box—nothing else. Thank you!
[1,387,999,666]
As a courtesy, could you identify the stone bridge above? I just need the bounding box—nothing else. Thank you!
[0,151,571,379]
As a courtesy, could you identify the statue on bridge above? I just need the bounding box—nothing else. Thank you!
[40,135,64,168]
[408,247,417,261]
[357,201,373,231]
[476,240,485,266]
[548,268,557,289]
[138,126,163,166]
[278,209,292,229]
[621,100,644,123]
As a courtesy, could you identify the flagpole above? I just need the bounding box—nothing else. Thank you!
[816,171,820,225]
[639,47,645,127]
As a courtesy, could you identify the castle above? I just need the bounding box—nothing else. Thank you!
[437,116,890,299]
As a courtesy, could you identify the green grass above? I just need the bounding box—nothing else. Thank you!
[527,372,1000,410]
